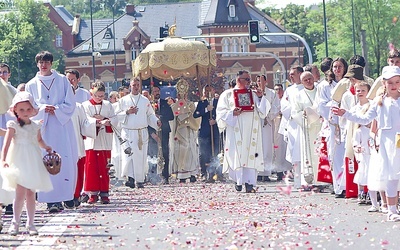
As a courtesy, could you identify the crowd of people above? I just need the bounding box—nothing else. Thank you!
[2,47,400,236]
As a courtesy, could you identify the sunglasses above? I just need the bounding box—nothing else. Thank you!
[239,78,251,82]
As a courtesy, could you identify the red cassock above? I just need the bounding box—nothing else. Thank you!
[317,137,333,184]
[84,150,111,192]
[345,157,358,198]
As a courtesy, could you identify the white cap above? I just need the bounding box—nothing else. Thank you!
[382,66,400,80]
[10,91,39,112]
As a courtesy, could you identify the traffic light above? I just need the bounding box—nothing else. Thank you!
[248,20,260,44]
[159,27,168,39]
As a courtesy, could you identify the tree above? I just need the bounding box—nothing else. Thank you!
[0,0,64,85]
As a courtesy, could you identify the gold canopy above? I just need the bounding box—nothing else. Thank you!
[133,37,217,81]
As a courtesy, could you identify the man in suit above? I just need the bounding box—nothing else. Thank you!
[149,86,174,184]
[194,85,220,182]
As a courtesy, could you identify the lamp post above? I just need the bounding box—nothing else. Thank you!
[351,0,356,55]
[90,0,96,81]
[323,0,328,57]
[112,1,117,83]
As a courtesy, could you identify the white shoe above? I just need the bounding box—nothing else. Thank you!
[380,206,389,213]
[368,206,379,212]
[8,222,19,236]
[387,213,400,222]
[26,225,38,236]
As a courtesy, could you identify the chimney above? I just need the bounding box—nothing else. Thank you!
[126,4,135,15]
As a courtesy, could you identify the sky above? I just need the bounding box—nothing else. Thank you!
[256,0,323,9]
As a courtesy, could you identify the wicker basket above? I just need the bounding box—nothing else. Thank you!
[43,151,62,175]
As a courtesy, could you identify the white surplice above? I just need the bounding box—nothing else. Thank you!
[115,94,158,182]
[216,88,270,185]
[26,70,78,203]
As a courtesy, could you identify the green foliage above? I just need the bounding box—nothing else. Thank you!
[262,0,400,78]
[0,0,64,85]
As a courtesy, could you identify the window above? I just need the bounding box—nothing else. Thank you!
[103,28,113,39]
[101,42,110,50]
[103,61,111,65]
[229,5,236,18]
[221,38,230,56]
[55,34,62,48]
[82,44,90,51]
[274,71,282,85]
[80,62,89,66]
[231,38,239,56]
[240,38,249,53]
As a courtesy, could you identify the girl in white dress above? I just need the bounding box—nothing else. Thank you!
[333,66,400,221]
[1,92,53,235]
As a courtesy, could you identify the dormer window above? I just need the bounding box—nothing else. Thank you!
[229,5,236,18]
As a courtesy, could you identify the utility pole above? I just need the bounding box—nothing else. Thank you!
[323,0,329,57]
[90,0,96,81]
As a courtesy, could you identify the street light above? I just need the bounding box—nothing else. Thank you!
[112,1,118,83]
[323,0,328,57]
[351,0,356,55]
[90,0,96,81]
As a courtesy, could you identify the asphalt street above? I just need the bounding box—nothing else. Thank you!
[1,178,399,250]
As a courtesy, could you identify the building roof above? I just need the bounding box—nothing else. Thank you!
[202,0,252,26]
[54,5,74,26]
[69,1,202,56]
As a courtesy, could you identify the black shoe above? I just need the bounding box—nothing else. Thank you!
[63,200,75,209]
[335,191,346,198]
[73,198,81,208]
[80,194,89,203]
[263,176,271,182]
[137,182,145,188]
[205,178,215,183]
[245,183,256,193]
[235,184,242,192]
[48,203,60,213]
[276,172,284,181]
[125,177,135,188]
[180,179,186,183]
[5,204,13,215]
[189,175,197,183]
[257,176,263,181]
[163,178,169,185]
[57,202,64,210]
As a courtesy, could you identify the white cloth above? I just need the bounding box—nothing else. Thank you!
[216,88,270,185]
[75,87,91,104]
[110,102,123,178]
[82,100,117,151]
[169,101,199,179]
[1,120,53,192]
[353,126,371,185]
[279,84,304,164]
[115,94,159,182]
[26,69,78,203]
[272,114,292,172]
[344,97,400,186]
[70,103,97,158]
[259,87,280,176]
[292,87,323,185]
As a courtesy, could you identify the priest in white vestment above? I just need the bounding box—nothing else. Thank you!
[216,70,270,193]
[292,72,322,186]
[255,75,280,181]
[25,51,78,212]
[115,78,161,188]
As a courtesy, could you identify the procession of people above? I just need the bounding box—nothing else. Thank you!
[2,47,400,235]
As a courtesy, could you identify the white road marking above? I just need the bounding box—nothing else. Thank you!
[17,212,78,249]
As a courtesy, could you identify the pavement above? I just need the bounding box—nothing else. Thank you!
[1,177,400,250]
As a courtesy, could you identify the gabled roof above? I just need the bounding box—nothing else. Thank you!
[54,5,74,26]
[202,0,251,26]
[69,2,202,56]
